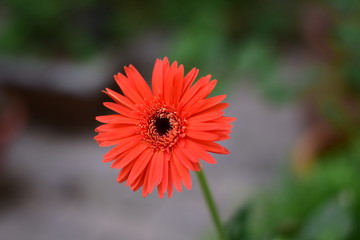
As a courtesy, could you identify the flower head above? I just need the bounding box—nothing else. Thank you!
[94,57,235,198]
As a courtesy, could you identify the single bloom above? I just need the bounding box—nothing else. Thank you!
[94,57,235,198]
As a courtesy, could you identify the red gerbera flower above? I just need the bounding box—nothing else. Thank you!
[94,57,235,198]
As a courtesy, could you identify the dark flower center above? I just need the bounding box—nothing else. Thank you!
[138,103,186,151]
[154,117,171,136]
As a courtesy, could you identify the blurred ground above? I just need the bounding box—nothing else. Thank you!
[0,82,301,240]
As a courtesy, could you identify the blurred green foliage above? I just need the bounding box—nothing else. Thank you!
[329,0,360,92]
[1,0,360,97]
[0,0,299,64]
[226,138,360,240]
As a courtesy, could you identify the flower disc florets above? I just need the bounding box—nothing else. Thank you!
[138,101,186,152]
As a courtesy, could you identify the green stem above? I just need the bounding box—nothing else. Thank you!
[196,170,226,240]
